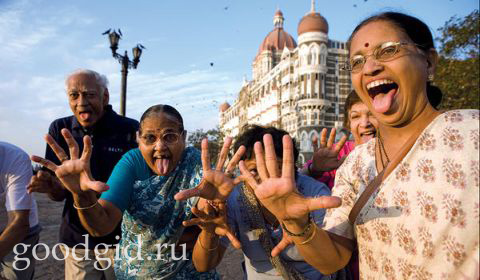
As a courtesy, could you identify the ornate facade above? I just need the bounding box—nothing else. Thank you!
[219,3,351,164]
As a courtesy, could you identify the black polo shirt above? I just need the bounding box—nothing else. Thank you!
[45,105,139,249]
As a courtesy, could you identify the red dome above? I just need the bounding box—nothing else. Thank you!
[219,102,230,112]
[256,10,297,58]
[257,28,297,56]
[297,12,329,35]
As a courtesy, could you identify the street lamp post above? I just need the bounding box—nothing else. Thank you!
[103,29,145,116]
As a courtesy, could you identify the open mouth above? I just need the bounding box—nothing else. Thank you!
[359,130,376,143]
[78,111,92,121]
[366,79,399,113]
[366,79,398,98]
[360,130,376,137]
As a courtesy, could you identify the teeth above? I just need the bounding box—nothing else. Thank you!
[367,79,394,90]
[361,131,375,136]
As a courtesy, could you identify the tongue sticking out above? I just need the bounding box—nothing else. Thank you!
[79,112,91,121]
[372,88,397,113]
[155,158,170,175]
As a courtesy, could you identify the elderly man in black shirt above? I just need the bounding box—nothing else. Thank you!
[28,69,139,280]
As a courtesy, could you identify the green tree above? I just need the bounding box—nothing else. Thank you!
[187,126,224,165]
[434,10,479,110]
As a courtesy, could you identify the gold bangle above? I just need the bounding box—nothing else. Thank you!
[198,235,219,251]
[73,200,98,210]
[281,215,313,237]
[298,222,317,245]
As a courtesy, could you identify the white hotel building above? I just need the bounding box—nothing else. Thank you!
[219,3,352,164]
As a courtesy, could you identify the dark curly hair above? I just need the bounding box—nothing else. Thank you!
[233,124,299,163]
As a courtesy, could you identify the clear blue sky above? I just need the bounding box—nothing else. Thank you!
[0,0,477,156]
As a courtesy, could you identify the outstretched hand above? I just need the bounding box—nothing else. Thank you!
[310,128,348,174]
[30,128,109,195]
[239,134,341,226]
[174,137,245,203]
[183,202,241,249]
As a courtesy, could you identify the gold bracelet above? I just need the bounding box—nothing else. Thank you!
[73,200,98,210]
[298,222,317,245]
[198,235,219,251]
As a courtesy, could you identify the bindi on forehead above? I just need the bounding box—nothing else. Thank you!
[364,42,369,48]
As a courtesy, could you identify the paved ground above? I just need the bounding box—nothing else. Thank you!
[1,194,244,279]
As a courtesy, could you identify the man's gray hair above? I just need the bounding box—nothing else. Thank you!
[65,69,109,93]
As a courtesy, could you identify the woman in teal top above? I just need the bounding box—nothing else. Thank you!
[33,104,218,279]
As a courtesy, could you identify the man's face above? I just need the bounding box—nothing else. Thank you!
[66,73,109,128]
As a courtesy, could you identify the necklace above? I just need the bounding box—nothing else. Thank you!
[377,130,391,169]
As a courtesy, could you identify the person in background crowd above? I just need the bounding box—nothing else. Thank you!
[0,141,40,280]
[303,90,378,189]
[27,69,139,280]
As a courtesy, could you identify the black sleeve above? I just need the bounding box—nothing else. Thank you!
[45,121,62,165]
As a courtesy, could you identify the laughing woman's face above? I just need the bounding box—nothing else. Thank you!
[138,112,186,176]
[349,102,378,145]
[349,20,436,127]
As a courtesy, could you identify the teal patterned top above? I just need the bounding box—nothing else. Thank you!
[108,147,219,279]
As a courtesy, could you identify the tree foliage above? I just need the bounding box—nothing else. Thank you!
[434,10,479,110]
[187,126,224,165]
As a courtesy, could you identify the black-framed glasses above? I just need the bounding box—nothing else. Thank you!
[341,42,422,73]
[140,131,183,146]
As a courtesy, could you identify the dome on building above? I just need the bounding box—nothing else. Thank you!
[298,12,328,35]
[219,102,230,112]
[297,1,328,35]
[257,9,297,57]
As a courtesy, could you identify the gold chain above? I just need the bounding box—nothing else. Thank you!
[377,130,390,169]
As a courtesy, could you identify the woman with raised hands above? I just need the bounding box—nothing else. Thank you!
[176,125,344,279]
[31,104,222,279]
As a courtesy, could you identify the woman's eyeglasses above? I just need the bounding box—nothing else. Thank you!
[140,131,183,146]
[342,42,422,73]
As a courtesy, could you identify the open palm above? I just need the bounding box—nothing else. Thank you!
[240,134,341,224]
[310,128,348,173]
[31,128,108,195]
[175,137,245,203]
